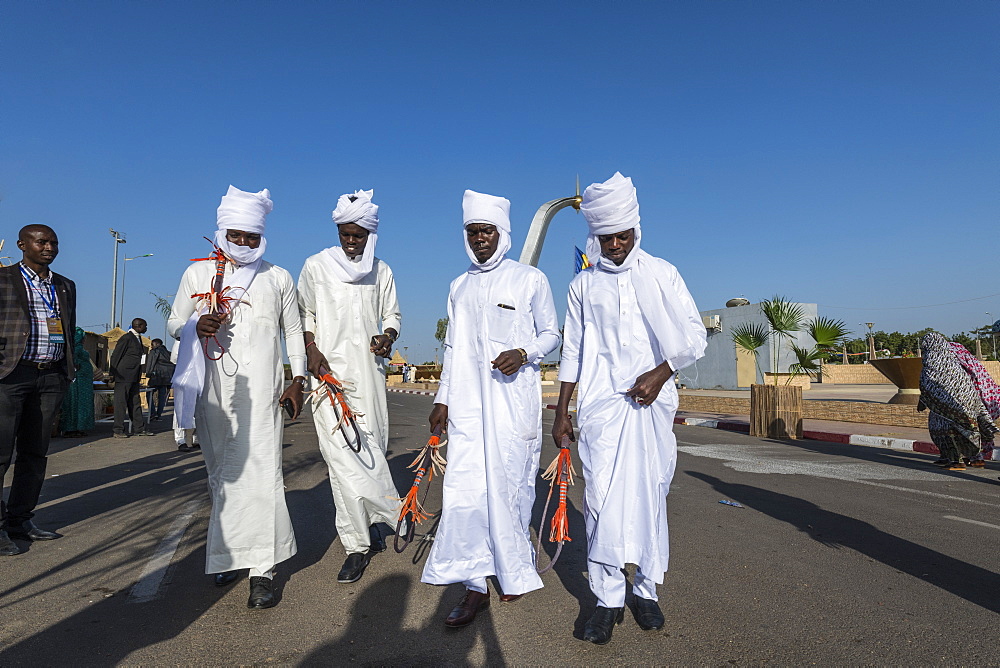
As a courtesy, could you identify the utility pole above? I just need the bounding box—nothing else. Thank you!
[109,229,127,329]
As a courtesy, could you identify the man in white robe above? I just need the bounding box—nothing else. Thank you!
[552,172,706,645]
[422,190,561,628]
[169,185,306,610]
[297,189,403,584]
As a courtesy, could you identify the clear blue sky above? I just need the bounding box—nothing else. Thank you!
[3,1,998,361]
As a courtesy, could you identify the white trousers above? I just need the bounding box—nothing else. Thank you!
[464,577,488,594]
[588,560,658,608]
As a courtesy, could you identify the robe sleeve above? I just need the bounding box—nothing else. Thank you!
[298,259,318,335]
[280,270,307,379]
[522,271,561,364]
[433,287,457,406]
[557,274,585,383]
[379,263,402,338]
[659,263,707,373]
[167,264,200,341]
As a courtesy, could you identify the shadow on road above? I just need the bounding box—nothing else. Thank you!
[301,574,508,666]
[687,471,1000,614]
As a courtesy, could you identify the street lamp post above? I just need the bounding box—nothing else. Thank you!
[109,229,127,329]
[864,322,876,361]
[119,254,154,327]
[987,312,996,361]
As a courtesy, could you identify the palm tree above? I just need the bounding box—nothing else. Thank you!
[732,296,849,385]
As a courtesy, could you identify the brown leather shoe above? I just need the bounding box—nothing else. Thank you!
[444,589,490,627]
[499,593,522,602]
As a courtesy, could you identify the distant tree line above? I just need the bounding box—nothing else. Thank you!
[841,324,1000,362]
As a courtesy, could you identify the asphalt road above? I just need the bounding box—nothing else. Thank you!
[1,392,998,665]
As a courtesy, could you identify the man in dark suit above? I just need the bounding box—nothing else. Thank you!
[110,317,150,438]
[0,225,76,556]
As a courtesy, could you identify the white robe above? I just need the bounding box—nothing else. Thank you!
[558,257,705,583]
[422,258,561,596]
[297,253,402,553]
[168,260,306,574]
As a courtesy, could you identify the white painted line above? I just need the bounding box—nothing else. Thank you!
[684,418,719,428]
[943,515,1000,531]
[848,435,915,450]
[129,500,201,602]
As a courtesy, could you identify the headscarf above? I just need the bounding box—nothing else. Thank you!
[579,172,705,373]
[950,341,1000,458]
[174,185,273,429]
[918,332,993,460]
[462,189,511,273]
[320,189,380,283]
[214,185,272,265]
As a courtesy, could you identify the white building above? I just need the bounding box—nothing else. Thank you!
[678,301,818,390]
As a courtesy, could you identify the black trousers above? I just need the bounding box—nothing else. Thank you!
[113,379,146,434]
[151,385,169,420]
[0,364,67,527]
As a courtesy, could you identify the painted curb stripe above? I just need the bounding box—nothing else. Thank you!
[670,414,941,455]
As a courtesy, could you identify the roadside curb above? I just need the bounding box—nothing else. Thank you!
[388,387,437,397]
[669,415,940,455]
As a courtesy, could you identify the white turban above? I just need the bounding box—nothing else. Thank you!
[462,189,511,233]
[580,171,640,236]
[214,185,271,266]
[322,188,380,283]
[462,189,512,272]
[216,185,273,234]
[332,188,379,232]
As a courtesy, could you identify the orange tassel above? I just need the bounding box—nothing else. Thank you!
[541,447,576,544]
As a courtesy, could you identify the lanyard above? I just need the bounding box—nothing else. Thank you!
[20,265,59,317]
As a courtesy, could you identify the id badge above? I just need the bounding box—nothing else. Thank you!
[46,317,65,344]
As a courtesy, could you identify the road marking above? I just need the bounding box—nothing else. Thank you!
[943,515,1000,530]
[129,500,201,602]
[677,442,1000,509]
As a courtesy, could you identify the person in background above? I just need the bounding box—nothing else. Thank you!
[145,338,173,421]
[170,340,198,453]
[918,332,996,471]
[1,224,76,555]
[110,318,151,438]
[60,327,95,437]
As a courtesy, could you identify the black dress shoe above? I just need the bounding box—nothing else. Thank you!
[215,571,239,586]
[444,589,490,627]
[7,521,61,541]
[0,530,21,556]
[583,606,625,645]
[337,552,372,583]
[247,576,276,609]
[634,596,664,630]
[369,523,386,553]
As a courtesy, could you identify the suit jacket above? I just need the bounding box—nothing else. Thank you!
[110,330,146,384]
[0,263,77,382]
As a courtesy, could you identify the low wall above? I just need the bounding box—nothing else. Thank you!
[678,394,927,429]
[819,365,892,385]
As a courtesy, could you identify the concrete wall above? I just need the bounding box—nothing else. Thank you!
[819,364,892,384]
[683,302,818,390]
